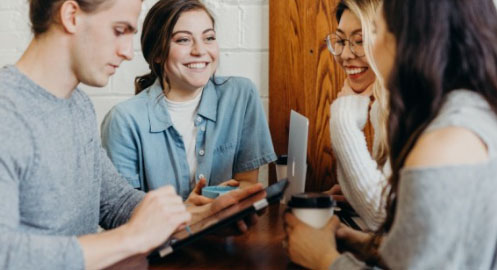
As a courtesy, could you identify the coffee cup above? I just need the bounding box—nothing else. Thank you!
[275,155,288,181]
[287,193,335,228]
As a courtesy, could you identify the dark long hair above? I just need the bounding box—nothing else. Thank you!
[379,0,497,237]
[135,0,215,94]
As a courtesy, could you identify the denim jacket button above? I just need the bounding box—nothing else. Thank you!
[199,149,205,156]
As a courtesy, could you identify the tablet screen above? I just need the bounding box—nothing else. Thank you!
[170,190,266,241]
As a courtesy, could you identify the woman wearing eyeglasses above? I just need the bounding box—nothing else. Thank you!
[325,0,389,231]
[286,0,497,268]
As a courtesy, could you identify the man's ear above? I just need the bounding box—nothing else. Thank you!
[59,0,81,34]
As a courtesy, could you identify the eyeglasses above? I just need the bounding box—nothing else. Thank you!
[325,33,365,57]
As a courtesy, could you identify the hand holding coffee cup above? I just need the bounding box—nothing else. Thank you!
[283,194,340,269]
[287,193,336,228]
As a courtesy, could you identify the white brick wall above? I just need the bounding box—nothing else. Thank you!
[0,0,270,185]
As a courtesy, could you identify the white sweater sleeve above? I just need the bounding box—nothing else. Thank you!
[329,95,387,230]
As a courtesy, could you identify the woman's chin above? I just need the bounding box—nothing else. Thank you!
[349,85,368,94]
[348,79,372,94]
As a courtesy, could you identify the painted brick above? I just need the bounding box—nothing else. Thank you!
[0,11,23,32]
[217,51,269,97]
[241,5,269,50]
[112,52,149,95]
[210,6,240,49]
[0,31,28,53]
[0,1,21,10]
[0,52,21,67]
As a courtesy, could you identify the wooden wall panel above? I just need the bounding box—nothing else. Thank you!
[269,0,374,191]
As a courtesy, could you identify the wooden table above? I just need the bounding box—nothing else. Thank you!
[149,203,302,270]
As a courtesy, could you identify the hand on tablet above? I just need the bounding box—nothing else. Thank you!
[213,183,266,235]
[187,183,265,232]
[125,186,191,254]
[185,178,240,206]
[210,183,264,213]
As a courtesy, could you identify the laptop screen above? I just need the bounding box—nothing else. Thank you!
[283,110,309,202]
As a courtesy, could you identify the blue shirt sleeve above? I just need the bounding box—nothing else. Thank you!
[101,106,142,189]
[233,80,277,173]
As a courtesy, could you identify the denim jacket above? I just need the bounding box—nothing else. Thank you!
[101,76,276,199]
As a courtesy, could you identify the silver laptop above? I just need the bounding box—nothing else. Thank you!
[283,110,309,203]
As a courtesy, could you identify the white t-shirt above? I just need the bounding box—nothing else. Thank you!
[164,91,203,186]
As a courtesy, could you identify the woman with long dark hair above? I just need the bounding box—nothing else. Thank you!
[285,0,497,268]
[101,0,276,203]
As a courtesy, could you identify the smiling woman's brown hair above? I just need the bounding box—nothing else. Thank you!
[135,0,215,94]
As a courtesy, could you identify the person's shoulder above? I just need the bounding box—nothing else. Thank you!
[0,66,26,100]
[0,67,28,123]
[114,94,149,116]
[0,102,36,160]
[404,127,488,169]
[103,95,150,128]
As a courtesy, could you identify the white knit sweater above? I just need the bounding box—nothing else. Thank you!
[329,95,390,230]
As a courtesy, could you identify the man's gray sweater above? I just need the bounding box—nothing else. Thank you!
[0,65,145,270]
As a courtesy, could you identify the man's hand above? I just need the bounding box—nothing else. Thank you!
[123,186,191,254]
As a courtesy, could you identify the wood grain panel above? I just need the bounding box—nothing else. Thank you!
[269,0,374,192]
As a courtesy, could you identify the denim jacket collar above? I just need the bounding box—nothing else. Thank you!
[197,79,218,122]
[147,79,218,133]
